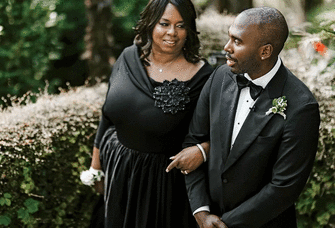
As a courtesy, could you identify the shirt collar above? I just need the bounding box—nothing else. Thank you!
[244,57,281,89]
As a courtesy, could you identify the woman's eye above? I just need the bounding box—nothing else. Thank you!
[159,22,168,26]
[177,24,185,28]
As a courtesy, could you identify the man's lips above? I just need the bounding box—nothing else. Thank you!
[226,53,236,67]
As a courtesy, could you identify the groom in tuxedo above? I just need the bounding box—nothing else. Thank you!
[183,7,320,228]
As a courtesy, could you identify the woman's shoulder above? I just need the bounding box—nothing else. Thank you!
[184,60,213,86]
[122,43,138,56]
[196,59,214,77]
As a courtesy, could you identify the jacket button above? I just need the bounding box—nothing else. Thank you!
[223,178,228,184]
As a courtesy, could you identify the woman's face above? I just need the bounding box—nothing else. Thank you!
[151,3,187,55]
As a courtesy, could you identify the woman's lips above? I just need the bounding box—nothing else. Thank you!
[164,40,177,46]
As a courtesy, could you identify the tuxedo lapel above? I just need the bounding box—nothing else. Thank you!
[222,64,288,173]
[219,72,240,167]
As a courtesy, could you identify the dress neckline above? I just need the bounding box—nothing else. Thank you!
[147,60,209,85]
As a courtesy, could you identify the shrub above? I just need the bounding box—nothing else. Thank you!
[0,0,87,106]
[196,10,235,57]
[280,11,335,227]
[0,83,107,227]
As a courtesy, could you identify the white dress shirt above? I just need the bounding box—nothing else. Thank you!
[193,57,282,216]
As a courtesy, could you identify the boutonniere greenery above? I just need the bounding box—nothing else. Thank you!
[265,96,287,119]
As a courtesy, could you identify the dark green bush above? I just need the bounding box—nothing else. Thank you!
[280,11,335,225]
[0,0,149,107]
[0,0,88,107]
[296,97,335,227]
[0,83,107,227]
[112,0,149,57]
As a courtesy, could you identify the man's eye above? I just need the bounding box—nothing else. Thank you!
[234,39,241,45]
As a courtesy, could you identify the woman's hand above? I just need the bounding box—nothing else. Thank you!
[166,142,209,174]
[94,180,104,194]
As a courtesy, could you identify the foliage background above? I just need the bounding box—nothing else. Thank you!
[0,0,335,227]
[0,0,148,107]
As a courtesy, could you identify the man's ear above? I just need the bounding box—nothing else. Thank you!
[260,44,273,60]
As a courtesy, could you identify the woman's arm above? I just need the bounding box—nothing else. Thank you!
[91,146,102,170]
[166,141,209,174]
[90,147,104,194]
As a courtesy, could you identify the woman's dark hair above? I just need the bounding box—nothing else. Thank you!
[134,0,201,63]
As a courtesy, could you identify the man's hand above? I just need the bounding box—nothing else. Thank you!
[194,211,227,228]
[166,145,204,174]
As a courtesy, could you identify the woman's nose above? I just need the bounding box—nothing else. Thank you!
[167,26,177,36]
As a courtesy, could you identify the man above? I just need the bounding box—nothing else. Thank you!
[182,7,320,228]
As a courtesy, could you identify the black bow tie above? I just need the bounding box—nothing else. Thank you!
[236,74,263,100]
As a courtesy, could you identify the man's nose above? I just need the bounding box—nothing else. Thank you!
[224,39,232,53]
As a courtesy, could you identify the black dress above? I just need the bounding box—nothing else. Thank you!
[94,44,213,228]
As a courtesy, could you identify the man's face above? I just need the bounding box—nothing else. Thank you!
[224,15,263,79]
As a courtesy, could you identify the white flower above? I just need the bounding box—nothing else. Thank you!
[80,170,95,186]
[265,96,287,119]
[270,107,278,113]
[80,167,104,186]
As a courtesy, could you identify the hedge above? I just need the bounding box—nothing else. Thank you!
[0,83,107,227]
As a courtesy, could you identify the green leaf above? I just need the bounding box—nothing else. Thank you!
[0,215,11,226]
[3,193,11,199]
[327,202,335,214]
[0,198,6,206]
[55,215,63,225]
[69,137,76,144]
[78,156,85,165]
[17,208,30,221]
[24,198,40,214]
[316,211,330,225]
[5,198,11,206]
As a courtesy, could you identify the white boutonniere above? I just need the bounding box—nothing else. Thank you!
[265,96,287,119]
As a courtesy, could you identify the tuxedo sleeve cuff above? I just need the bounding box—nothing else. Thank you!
[193,206,210,216]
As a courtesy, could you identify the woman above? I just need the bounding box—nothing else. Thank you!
[86,0,213,227]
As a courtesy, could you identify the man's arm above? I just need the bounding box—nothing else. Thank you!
[183,70,229,228]
[182,73,218,226]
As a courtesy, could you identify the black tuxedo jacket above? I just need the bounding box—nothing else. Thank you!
[184,63,320,228]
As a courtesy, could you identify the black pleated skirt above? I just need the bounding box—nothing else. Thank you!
[99,127,196,228]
